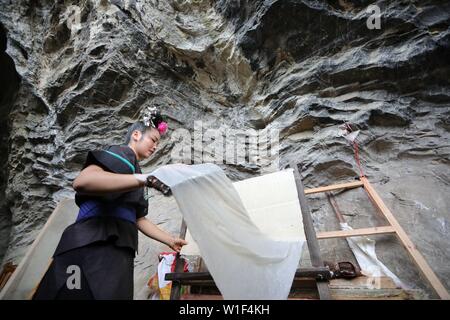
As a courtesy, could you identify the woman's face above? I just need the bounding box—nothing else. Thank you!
[134,128,160,160]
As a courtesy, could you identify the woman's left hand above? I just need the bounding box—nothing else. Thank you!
[169,238,188,253]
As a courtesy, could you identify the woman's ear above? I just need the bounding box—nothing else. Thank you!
[132,130,142,142]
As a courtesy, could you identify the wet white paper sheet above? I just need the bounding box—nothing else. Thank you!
[151,163,304,299]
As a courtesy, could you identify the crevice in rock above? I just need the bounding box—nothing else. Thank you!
[0,22,21,265]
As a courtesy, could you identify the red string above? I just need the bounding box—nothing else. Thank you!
[352,140,365,178]
[344,123,365,178]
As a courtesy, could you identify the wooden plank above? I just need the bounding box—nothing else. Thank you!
[181,294,223,300]
[183,277,421,300]
[361,176,450,300]
[28,259,53,300]
[170,219,187,300]
[291,162,332,300]
[304,181,363,195]
[165,267,332,282]
[317,226,396,239]
[0,199,77,300]
[182,279,320,300]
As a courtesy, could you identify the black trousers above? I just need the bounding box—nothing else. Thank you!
[33,240,135,300]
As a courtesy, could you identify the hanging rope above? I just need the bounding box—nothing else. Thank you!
[342,122,365,178]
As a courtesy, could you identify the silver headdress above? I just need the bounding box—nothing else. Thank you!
[141,106,168,135]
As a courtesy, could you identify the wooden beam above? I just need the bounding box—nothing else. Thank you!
[327,193,346,223]
[361,176,450,300]
[170,219,187,300]
[27,259,53,300]
[317,226,396,239]
[291,162,332,300]
[304,181,363,195]
[165,267,332,282]
[174,279,320,299]
[180,294,223,300]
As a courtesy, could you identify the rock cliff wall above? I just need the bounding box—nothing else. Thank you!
[0,0,449,297]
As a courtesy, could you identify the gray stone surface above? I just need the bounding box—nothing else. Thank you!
[0,0,449,298]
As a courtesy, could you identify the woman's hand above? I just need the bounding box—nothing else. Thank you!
[147,176,172,196]
[137,218,188,253]
[133,173,152,187]
[134,174,172,196]
[168,237,188,253]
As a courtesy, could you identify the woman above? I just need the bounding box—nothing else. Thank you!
[33,110,187,300]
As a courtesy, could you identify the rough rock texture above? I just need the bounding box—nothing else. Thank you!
[0,0,449,298]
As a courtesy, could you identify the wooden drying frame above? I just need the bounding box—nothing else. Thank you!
[167,163,333,300]
[309,176,450,300]
[167,219,333,300]
[166,167,450,300]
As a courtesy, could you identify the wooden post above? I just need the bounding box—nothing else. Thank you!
[327,193,346,224]
[361,176,450,300]
[170,219,187,300]
[291,162,332,300]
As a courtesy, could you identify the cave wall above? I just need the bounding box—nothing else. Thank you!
[0,0,449,298]
[0,22,20,264]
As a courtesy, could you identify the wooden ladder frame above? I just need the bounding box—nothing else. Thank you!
[306,175,450,300]
[166,164,449,300]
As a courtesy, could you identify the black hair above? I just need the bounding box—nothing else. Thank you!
[124,121,152,144]
[150,112,164,128]
[1,23,7,52]
[125,111,166,144]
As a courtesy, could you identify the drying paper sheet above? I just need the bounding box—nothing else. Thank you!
[151,163,304,299]
[340,222,405,288]
[181,169,306,254]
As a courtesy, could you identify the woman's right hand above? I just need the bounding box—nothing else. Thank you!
[146,176,172,196]
[133,173,152,187]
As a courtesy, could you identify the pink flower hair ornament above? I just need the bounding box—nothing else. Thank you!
[141,107,168,136]
[157,121,168,135]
